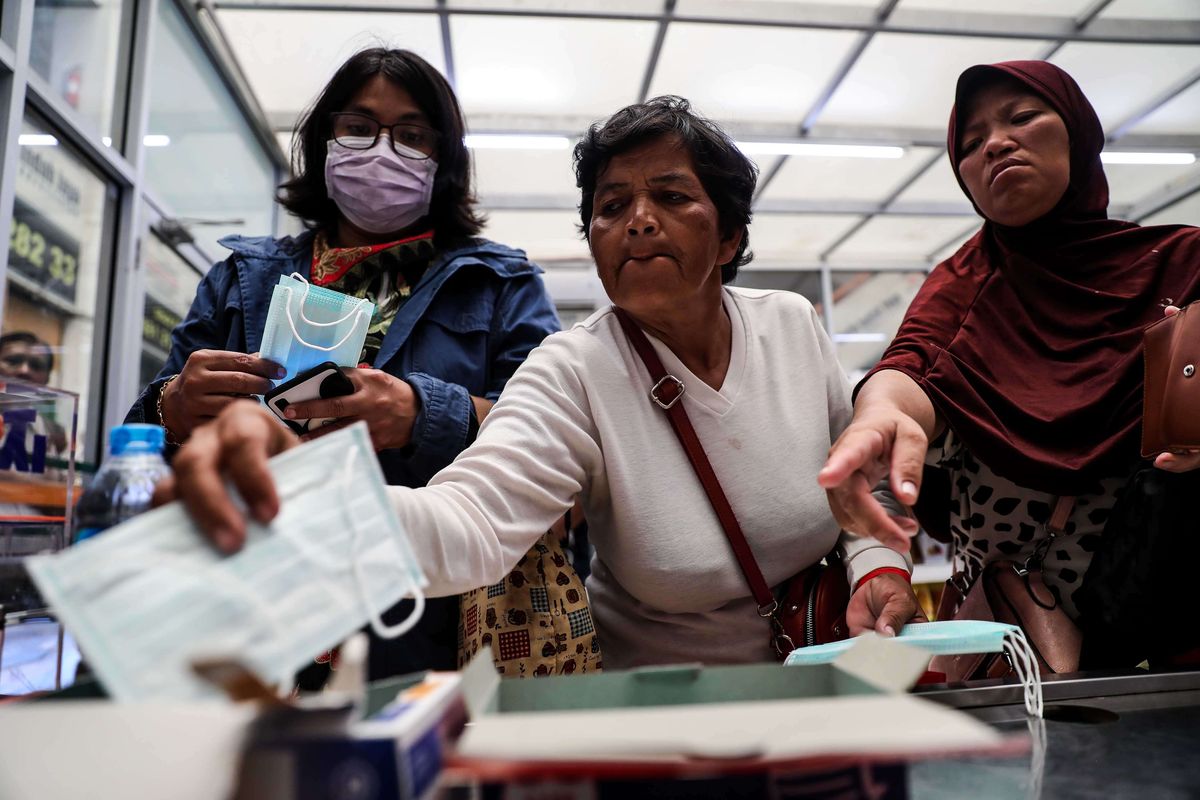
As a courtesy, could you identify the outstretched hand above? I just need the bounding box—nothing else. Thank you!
[153,400,298,553]
[819,410,925,552]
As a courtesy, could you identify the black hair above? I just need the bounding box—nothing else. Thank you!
[573,96,756,283]
[0,331,53,372]
[277,48,483,246]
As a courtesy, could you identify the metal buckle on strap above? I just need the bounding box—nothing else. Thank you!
[650,375,685,409]
[757,599,779,618]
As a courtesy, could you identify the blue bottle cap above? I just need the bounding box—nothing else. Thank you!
[109,424,166,456]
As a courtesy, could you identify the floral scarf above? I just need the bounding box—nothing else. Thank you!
[310,229,437,365]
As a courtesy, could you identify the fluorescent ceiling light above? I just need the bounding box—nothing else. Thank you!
[143,134,171,147]
[464,134,571,150]
[736,141,904,159]
[1100,151,1195,165]
[18,134,58,146]
[833,332,889,343]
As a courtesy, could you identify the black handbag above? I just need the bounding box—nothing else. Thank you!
[1075,462,1200,668]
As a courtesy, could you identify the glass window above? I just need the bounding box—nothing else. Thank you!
[4,111,118,458]
[144,0,277,260]
[832,270,928,382]
[138,227,201,396]
[29,0,129,142]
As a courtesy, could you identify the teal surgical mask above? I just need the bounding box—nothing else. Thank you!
[29,423,426,701]
[785,621,1044,718]
[259,273,375,384]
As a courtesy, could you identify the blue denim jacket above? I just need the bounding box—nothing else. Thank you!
[128,229,560,488]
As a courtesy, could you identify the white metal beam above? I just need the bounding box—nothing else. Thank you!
[436,0,457,89]
[637,0,675,104]
[1127,169,1200,223]
[0,0,35,334]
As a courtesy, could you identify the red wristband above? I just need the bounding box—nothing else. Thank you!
[855,566,911,592]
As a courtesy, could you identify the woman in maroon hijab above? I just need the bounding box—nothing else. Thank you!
[819,61,1200,635]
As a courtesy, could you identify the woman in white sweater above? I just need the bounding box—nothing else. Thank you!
[161,97,923,669]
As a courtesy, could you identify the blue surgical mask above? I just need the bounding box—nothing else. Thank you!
[785,621,1044,717]
[259,273,375,384]
[28,423,426,701]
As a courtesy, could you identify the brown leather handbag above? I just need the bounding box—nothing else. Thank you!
[1142,300,1200,457]
[613,307,849,660]
[931,496,1082,681]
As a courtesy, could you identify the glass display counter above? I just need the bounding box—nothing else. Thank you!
[0,379,81,694]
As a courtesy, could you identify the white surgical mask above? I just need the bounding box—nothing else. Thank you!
[324,137,437,235]
[28,423,427,701]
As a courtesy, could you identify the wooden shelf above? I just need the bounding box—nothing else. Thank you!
[0,477,72,508]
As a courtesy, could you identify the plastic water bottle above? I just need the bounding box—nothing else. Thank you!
[72,424,171,544]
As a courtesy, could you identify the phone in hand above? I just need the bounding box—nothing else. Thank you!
[263,361,354,435]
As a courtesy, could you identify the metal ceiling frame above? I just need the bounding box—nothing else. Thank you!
[211,0,1200,267]
[755,0,900,200]
[825,0,1116,263]
[210,1,1200,46]
[638,0,676,104]
[436,0,457,88]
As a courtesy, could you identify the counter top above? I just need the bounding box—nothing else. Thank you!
[913,669,1200,799]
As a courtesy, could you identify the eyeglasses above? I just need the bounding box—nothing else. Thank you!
[330,113,440,159]
[1,353,50,373]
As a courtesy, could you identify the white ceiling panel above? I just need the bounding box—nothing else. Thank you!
[1102,0,1200,19]
[472,147,578,198]
[892,154,968,204]
[219,11,445,117]
[758,146,941,202]
[899,0,1095,15]
[675,0,877,15]
[831,215,978,262]
[1124,80,1200,136]
[1142,191,1200,225]
[1050,44,1200,132]
[747,214,863,262]
[648,24,858,124]
[451,17,656,118]
[1105,162,1200,209]
[818,34,1051,128]
[929,230,976,265]
[448,0,659,9]
[481,210,591,262]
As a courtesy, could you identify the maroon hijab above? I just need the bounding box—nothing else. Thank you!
[865,61,1200,494]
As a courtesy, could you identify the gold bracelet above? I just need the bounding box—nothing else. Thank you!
[157,374,182,446]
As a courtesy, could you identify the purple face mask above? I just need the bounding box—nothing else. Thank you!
[324,138,437,235]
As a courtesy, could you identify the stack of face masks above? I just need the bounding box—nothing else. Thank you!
[28,423,426,701]
[259,273,375,385]
[784,621,1045,718]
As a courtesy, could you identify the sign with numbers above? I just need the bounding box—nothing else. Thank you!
[8,197,81,305]
[142,294,182,353]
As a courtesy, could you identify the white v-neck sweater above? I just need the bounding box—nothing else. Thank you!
[392,287,908,668]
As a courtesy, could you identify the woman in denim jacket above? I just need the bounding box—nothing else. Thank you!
[126,48,559,677]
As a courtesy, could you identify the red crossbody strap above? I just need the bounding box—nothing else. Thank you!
[612,306,777,614]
